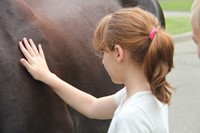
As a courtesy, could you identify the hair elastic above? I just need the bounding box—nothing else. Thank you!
[149,28,158,40]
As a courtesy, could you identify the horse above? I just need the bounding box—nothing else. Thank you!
[0,0,165,132]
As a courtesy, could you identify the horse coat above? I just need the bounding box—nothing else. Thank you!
[0,0,165,132]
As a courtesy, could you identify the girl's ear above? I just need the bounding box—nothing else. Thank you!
[114,45,124,63]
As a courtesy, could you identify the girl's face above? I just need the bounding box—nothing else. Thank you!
[101,49,123,84]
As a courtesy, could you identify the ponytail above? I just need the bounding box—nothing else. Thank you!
[92,7,174,104]
[143,29,174,104]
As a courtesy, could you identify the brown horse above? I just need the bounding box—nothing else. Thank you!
[0,0,165,132]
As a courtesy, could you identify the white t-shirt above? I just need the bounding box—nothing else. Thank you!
[107,88,169,133]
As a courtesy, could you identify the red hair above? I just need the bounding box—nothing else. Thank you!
[93,7,174,104]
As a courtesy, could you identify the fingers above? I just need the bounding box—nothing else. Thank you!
[19,38,49,81]
[38,44,45,59]
[19,38,44,59]
[29,39,39,56]
[19,41,32,62]
[23,38,35,56]
[20,58,32,73]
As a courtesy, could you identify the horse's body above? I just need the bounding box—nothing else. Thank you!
[0,0,164,132]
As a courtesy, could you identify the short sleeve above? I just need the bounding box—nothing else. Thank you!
[116,106,154,133]
[114,88,126,105]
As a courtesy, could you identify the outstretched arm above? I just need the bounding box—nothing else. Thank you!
[19,38,118,119]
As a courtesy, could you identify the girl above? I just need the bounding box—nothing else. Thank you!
[19,7,174,133]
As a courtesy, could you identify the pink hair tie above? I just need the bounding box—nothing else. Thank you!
[149,28,158,40]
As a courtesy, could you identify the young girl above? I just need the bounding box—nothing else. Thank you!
[19,7,174,133]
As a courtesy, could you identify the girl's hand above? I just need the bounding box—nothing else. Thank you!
[19,38,52,82]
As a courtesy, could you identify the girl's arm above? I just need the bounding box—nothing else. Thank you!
[19,38,118,119]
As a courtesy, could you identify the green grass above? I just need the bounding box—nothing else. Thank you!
[158,0,193,35]
[159,0,193,11]
[165,16,192,35]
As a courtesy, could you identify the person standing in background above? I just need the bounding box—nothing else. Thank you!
[191,0,200,58]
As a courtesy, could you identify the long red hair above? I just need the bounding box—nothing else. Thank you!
[93,7,174,104]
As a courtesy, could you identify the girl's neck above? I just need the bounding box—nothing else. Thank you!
[123,65,150,99]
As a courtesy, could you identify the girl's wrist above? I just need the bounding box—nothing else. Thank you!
[41,72,57,85]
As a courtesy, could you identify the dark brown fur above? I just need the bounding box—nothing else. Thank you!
[0,0,165,132]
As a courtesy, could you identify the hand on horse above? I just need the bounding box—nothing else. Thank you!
[19,38,52,82]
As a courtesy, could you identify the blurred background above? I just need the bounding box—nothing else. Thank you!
[158,0,200,133]
[159,0,192,35]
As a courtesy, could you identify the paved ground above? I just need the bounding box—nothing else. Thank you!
[163,11,191,17]
[164,11,200,133]
[168,38,200,133]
